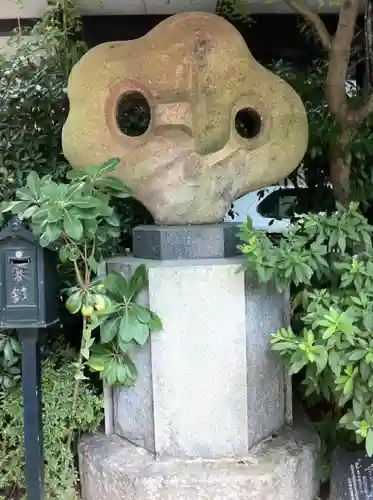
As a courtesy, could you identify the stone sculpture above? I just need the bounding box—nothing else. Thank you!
[62,12,308,225]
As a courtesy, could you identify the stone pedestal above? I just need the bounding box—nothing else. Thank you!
[79,227,319,499]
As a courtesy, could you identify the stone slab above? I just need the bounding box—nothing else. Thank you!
[330,450,373,499]
[104,257,290,459]
[132,224,241,260]
[79,417,320,500]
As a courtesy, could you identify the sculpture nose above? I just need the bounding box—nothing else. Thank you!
[192,101,230,155]
[154,101,229,155]
[154,102,193,137]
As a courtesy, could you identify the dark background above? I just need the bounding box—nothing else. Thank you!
[0,13,366,96]
[0,13,343,65]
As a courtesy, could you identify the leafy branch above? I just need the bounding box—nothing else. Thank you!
[0,158,163,472]
[239,204,373,456]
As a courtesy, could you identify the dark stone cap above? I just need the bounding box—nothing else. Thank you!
[132,223,242,260]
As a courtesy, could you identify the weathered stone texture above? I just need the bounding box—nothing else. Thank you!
[63,12,308,224]
[79,417,320,500]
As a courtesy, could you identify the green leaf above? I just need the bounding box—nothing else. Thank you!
[67,246,81,261]
[66,168,87,180]
[129,265,148,300]
[313,346,328,374]
[3,200,31,215]
[3,341,15,365]
[26,171,40,198]
[41,181,60,199]
[338,391,353,408]
[10,337,21,354]
[119,309,138,342]
[21,205,38,219]
[360,360,371,381]
[353,398,364,419]
[46,206,63,224]
[103,364,118,386]
[338,315,356,335]
[349,350,366,361]
[118,337,135,353]
[71,196,106,209]
[86,356,105,372]
[107,227,120,239]
[122,354,137,381]
[288,358,307,375]
[322,326,337,340]
[132,305,151,324]
[16,186,36,201]
[105,272,129,300]
[101,316,121,343]
[88,255,98,273]
[149,314,163,332]
[343,378,354,395]
[66,291,83,314]
[31,207,50,224]
[99,178,131,198]
[63,213,83,240]
[363,314,373,331]
[59,245,70,263]
[271,341,297,352]
[338,233,346,253]
[133,321,150,346]
[39,224,61,247]
[86,157,120,176]
[366,429,373,457]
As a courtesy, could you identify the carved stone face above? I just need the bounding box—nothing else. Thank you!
[62,12,308,225]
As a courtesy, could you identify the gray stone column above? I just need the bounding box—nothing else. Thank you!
[107,254,291,459]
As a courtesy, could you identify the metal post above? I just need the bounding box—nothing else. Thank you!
[19,328,44,500]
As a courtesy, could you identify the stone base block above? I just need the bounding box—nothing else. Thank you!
[132,223,241,260]
[79,420,320,500]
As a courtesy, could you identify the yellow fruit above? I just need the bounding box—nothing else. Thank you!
[94,295,106,311]
[81,305,94,317]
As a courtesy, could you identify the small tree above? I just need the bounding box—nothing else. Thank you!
[282,0,373,206]
[222,0,373,206]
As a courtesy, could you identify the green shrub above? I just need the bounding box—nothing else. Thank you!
[0,0,85,201]
[0,341,102,499]
[1,162,162,388]
[238,203,373,457]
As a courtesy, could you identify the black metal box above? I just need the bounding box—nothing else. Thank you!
[0,218,59,328]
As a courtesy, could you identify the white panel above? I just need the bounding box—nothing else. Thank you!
[144,0,218,14]
[0,0,47,19]
[0,0,362,19]
[245,0,343,13]
[76,0,146,15]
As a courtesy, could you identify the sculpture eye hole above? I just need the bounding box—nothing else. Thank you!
[235,108,262,139]
[116,91,151,137]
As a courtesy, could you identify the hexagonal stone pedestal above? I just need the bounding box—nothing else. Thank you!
[104,255,292,458]
[79,248,319,499]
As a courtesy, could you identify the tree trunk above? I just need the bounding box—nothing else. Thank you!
[328,126,352,207]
